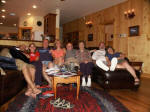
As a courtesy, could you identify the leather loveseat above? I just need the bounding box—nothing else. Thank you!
[92,65,141,90]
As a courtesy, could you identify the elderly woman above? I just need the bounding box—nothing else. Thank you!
[76,41,94,87]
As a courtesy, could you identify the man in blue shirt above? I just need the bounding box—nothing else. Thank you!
[38,39,53,64]
[37,39,53,87]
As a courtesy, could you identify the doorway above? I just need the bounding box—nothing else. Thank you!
[18,27,32,40]
[104,23,114,47]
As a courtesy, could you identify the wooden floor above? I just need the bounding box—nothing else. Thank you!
[93,77,150,112]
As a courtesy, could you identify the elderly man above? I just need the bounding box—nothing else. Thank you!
[38,39,53,64]
[38,39,53,87]
[65,42,79,67]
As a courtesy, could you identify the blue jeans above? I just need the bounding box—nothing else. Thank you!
[0,56,17,70]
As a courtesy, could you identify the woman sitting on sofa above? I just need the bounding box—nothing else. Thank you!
[76,41,94,87]
[106,46,140,85]
[51,39,66,66]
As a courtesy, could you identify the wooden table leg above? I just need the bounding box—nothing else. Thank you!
[51,77,54,91]
[69,84,72,91]
[53,79,57,99]
[76,76,80,100]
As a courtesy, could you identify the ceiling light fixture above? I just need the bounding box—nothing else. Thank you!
[1,9,6,12]
[2,15,5,18]
[1,0,6,3]
[27,13,31,16]
[0,22,3,24]
[32,5,37,9]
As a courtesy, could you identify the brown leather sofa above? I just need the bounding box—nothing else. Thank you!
[92,65,141,90]
[0,45,26,106]
[0,70,26,106]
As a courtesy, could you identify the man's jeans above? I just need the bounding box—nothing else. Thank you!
[0,56,17,70]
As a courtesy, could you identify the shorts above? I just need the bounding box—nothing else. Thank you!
[15,59,35,71]
[118,59,125,64]
[42,61,51,67]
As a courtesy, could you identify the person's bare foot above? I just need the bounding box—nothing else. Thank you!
[32,88,41,94]
[30,93,37,99]
[25,89,32,96]
[36,85,40,88]
[134,77,140,85]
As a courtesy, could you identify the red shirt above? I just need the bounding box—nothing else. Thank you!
[29,51,40,62]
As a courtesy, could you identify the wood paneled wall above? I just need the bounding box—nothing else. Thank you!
[63,0,150,74]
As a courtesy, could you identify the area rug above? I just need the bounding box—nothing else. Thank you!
[6,86,130,112]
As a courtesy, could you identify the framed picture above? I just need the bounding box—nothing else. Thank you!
[129,25,139,36]
[88,34,93,41]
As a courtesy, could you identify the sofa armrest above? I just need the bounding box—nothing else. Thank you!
[129,61,143,73]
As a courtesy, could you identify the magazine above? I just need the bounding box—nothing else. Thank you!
[48,71,77,78]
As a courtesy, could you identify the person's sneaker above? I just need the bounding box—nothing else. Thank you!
[82,77,86,87]
[110,58,118,71]
[86,77,91,87]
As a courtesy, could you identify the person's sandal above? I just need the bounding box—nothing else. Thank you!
[32,88,41,95]
[62,102,74,109]
[53,99,66,108]
[134,78,140,85]
[50,98,61,105]
[25,89,32,96]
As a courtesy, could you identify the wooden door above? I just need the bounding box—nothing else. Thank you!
[104,24,114,47]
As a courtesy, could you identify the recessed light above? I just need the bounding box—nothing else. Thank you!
[2,15,5,18]
[1,9,6,12]
[1,0,6,3]
[0,22,3,25]
[13,24,17,26]
[27,13,31,16]
[9,12,16,16]
[32,5,37,9]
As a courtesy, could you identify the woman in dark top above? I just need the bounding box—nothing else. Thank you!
[106,46,139,85]
[76,41,94,87]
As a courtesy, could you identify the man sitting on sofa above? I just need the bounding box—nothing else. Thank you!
[38,39,53,87]
[92,42,117,71]
[0,45,41,98]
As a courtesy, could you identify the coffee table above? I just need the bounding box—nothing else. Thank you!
[50,73,80,100]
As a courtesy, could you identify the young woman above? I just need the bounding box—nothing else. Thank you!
[51,40,66,66]
[76,41,94,87]
[29,43,40,62]
[106,46,140,85]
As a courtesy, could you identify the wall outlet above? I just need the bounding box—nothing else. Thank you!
[119,34,127,37]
